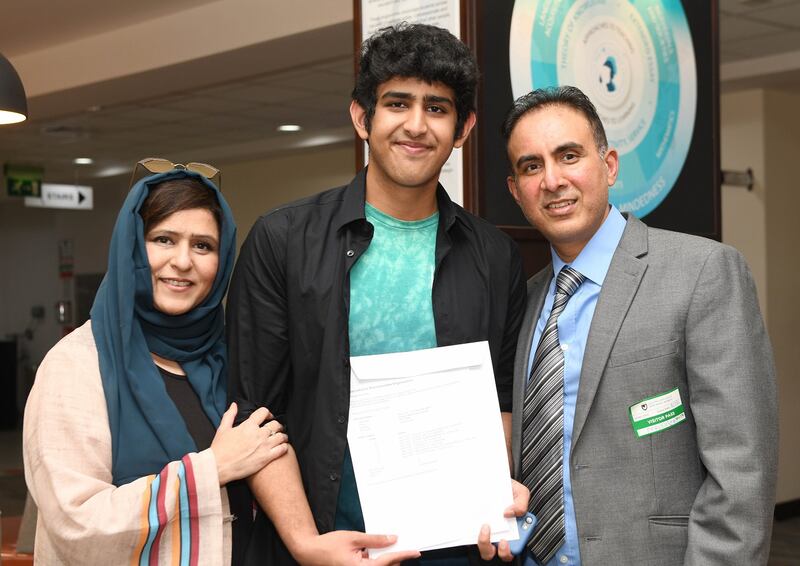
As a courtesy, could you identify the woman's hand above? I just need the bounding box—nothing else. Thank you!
[211,402,288,486]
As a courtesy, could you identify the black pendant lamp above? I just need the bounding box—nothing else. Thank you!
[0,52,27,125]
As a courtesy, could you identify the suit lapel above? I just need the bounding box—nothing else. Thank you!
[511,264,552,477]
[571,215,649,448]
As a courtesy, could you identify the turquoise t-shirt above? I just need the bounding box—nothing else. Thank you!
[335,202,439,531]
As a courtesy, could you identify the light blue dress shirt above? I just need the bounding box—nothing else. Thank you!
[524,206,626,566]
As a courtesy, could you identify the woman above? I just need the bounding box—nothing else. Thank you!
[23,159,286,565]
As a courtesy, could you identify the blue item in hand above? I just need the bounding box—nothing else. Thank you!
[508,512,537,556]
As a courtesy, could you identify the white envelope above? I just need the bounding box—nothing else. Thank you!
[348,341,519,556]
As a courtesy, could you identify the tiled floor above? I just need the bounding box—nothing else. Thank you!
[1,427,799,563]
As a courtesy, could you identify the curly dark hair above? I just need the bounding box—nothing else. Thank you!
[502,85,609,155]
[352,23,478,139]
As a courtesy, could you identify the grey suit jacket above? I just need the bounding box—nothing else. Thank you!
[511,215,778,565]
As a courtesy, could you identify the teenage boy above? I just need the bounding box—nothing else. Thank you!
[227,24,528,565]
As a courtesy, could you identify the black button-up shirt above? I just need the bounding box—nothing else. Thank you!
[226,169,525,562]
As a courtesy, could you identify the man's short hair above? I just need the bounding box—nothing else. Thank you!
[502,85,609,155]
[352,23,478,139]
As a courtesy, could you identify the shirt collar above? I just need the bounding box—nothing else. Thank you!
[551,205,626,286]
[336,166,464,233]
[336,167,368,230]
[434,180,463,232]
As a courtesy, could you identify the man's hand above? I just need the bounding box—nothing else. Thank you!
[506,479,530,517]
[477,479,530,562]
[295,531,421,566]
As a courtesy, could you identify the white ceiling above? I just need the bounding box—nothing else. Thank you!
[1,0,799,184]
[720,0,800,62]
[0,57,355,182]
[0,0,220,58]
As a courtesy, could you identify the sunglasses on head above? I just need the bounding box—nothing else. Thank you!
[130,157,221,189]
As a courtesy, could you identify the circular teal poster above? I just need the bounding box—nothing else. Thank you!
[509,0,696,217]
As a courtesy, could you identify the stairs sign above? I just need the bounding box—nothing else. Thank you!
[25,184,93,210]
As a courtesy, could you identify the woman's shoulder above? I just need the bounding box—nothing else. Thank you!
[43,320,98,361]
[35,321,101,394]
[25,321,108,459]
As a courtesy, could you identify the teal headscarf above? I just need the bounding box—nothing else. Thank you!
[90,168,236,486]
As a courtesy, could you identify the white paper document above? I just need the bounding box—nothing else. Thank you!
[348,341,519,556]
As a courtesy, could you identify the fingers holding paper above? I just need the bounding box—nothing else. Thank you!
[478,524,510,562]
[505,479,530,518]
[477,479,531,562]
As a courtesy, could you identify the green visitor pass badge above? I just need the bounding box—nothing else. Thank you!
[629,387,686,438]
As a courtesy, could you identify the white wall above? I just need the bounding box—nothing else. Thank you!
[0,204,62,372]
[763,90,800,504]
[0,175,124,367]
[222,143,356,241]
[721,88,800,504]
[720,90,768,317]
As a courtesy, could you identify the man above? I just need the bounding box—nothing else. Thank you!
[504,86,777,565]
[227,24,527,565]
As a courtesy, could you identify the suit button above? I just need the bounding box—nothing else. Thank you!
[329,472,338,481]
[337,415,346,424]
[346,249,355,257]
[559,556,569,564]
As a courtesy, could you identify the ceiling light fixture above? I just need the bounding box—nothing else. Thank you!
[74,157,93,165]
[277,124,302,132]
[0,52,27,125]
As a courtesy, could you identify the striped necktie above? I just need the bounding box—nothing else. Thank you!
[521,266,585,564]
